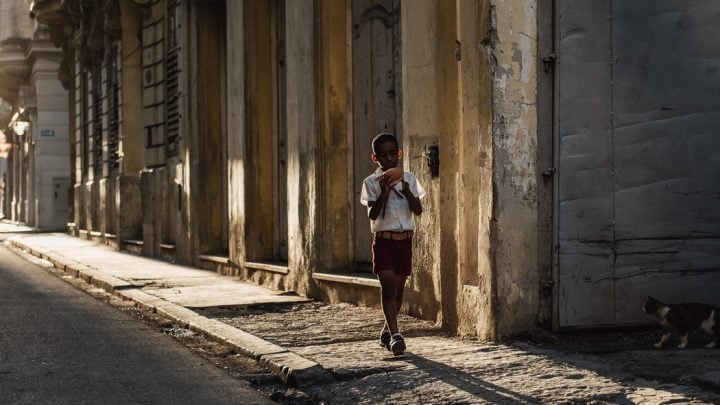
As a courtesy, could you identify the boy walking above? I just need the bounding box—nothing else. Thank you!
[360,133,425,355]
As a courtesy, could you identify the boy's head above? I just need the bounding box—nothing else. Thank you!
[371,133,401,170]
[371,133,398,155]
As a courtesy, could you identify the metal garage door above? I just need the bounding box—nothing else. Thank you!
[557,0,720,327]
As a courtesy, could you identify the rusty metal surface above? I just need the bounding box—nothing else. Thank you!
[558,0,720,327]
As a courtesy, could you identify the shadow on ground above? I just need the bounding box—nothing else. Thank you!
[514,326,720,397]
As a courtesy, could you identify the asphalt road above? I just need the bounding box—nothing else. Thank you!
[0,243,274,405]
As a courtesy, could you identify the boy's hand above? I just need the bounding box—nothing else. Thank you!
[383,167,404,185]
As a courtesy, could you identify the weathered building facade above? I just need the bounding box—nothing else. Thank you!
[0,0,69,230]
[27,0,720,340]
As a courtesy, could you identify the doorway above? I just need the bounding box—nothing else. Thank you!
[195,0,228,256]
[351,0,401,267]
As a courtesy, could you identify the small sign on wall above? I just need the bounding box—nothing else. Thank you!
[40,130,55,137]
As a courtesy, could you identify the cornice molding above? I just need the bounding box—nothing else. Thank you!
[0,39,32,103]
[29,0,138,89]
[29,0,65,26]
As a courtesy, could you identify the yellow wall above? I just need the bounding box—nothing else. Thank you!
[52,0,544,340]
[243,0,275,261]
[317,0,350,271]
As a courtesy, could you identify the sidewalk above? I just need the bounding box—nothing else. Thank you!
[3,225,720,404]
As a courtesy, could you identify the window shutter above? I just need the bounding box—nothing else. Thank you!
[166,0,180,157]
[107,43,120,169]
[92,62,103,176]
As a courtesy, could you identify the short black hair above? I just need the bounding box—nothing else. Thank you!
[371,133,399,155]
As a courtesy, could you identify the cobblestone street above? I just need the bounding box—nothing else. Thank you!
[201,303,720,404]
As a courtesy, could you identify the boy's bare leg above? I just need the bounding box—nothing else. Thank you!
[377,270,400,334]
[394,273,407,319]
[379,272,408,335]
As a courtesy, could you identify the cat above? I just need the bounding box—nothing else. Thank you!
[642,295,719,349]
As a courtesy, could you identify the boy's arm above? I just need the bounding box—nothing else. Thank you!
[368,178,390,220]
[401,180,423,216]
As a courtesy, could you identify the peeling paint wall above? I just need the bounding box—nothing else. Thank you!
[396,0,542,339]
[317,0,350,273]
[283,1,317,296]
[455,0,496,340]
[226,1,247,270]
[488,0,539,338]
[26,0,553,339]
[401,0,447,325]
[188,1,227,260]
[229,0,543,338]
[243,0,275,262]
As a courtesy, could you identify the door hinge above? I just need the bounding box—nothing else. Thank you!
[455,40,461,61]
[541,167,556,182]
[542,53,556,72]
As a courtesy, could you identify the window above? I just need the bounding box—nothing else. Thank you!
[166,0,180,157]
[107,43,120,169]
[92,61,103,176]
[81,68,89,177]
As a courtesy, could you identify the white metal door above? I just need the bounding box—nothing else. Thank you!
[557,0,720,327]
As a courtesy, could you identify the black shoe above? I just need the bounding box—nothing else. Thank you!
[390,334,406,355]
[380,331,391,351]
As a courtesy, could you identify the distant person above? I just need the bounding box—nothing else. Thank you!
[360,133,425,355]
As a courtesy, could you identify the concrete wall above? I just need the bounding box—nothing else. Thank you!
[317,0,350,272]
[115,0,144,243]
[226,1,247,269]
[33,0,545,339]
[226,1,327,296]
[243,0,276,262]
[400,0,498,339]
[401,0,451,327]
[284,1,318,296]
[400,0,539,339]
[33,71,70,230]
[0,0,32,40]
[2,37,69,231]
[488,0,539,338]
[137,0,188,262]
[64,0,145,248]
[223,0,542,339]
[188,0,227,259]
[454,0,495,339]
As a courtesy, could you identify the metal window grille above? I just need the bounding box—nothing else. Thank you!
[166,0,180,157]
[92,62,103,176]
[81,68,90,177]
[107,43,120,169]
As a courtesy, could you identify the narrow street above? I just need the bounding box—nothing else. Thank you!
[2,228,720,404]
[0,241,274,405]
[0,0,718,403]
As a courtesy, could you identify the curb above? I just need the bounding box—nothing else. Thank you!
[7,236,336,387]
[8,238,134,292]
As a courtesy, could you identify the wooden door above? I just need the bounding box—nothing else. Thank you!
[351,0,400,266]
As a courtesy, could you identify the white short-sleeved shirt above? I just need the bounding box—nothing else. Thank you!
[360,168,426,233]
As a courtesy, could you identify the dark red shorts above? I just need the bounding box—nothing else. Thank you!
[372,236,413,276]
